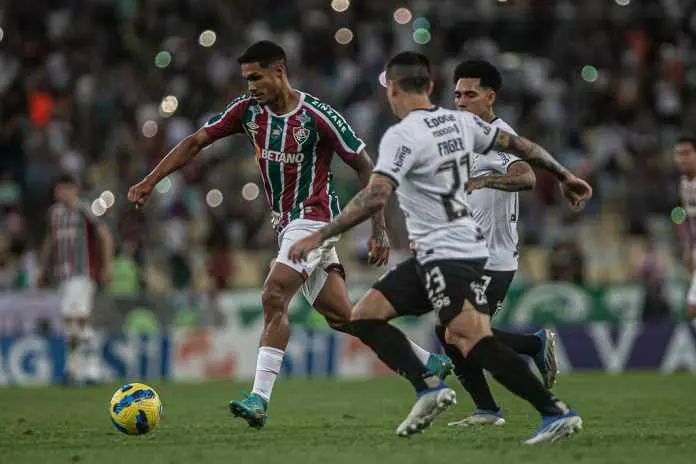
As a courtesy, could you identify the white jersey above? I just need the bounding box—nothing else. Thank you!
[680,175,696,248]
[374,106,500,264]
[469,117,521,271]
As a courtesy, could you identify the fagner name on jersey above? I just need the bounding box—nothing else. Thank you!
[259,149,305,164]
[437,137,466,157]
[424,113,456,129]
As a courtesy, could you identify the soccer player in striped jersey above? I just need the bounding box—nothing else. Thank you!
[441,60,560,427]
[128,41,449,428]
[37,174,114,384]
[674,136,696,321]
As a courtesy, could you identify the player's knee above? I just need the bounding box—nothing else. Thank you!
[350,290,395,321]
[261,280,292,315]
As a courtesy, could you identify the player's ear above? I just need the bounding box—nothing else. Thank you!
[274,62,286,80]
[426,80,434,97]
[487,89,496,106]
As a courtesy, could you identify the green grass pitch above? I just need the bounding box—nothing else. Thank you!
[1,373,695,464]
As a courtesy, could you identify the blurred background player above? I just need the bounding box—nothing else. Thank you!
[289,51,591,443]
[127,40,448,428]
[37,174,113,385]
[674,136,696,321]
[443,59,559,427]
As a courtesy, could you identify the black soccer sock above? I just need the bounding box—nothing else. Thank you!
[492,328,542,357]
[347,320,439,392]
[435,325,499,412]
[468,336,566,417]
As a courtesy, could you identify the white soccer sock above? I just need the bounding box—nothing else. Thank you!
[251,347,285,402]
[408,339,431,365]
[79,325,100,381]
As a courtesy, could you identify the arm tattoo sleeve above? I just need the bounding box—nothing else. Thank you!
[318,175,394,240]
[492,131,570,181]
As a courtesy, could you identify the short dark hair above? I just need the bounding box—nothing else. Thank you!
[55,173,77,186]
[676,136,696,150]
[385,51,431,94]
[237,40,287,69]
[453,60,502,91]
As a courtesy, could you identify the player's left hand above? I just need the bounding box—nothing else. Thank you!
[367,228,390,266]
[560,175,593,210]
[465,176,486,193]
[100,265,113,284]
[288,232,323,263]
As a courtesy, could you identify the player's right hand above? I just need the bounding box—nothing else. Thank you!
[560,175,592,210]
[128,179,155,207]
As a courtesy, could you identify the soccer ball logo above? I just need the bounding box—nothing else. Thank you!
[110,383,163,435]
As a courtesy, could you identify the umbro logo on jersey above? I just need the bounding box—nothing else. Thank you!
[293,127,310,146]
[246,121,259,136]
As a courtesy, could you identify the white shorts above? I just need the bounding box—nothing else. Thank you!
[688,271,696,306]
[59,275,96,318]
[274,219,341,304]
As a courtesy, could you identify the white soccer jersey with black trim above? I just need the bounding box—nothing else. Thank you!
[374,106,498,263]
[469,117,521,271]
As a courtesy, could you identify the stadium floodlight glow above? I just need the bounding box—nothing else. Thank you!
[100,190,116,209]
[331,0,350,13]
[206,189,224,208]
[142,120,158,138]
[156,176,172,194]
[412,17,431,30]
[672,206,686,224]
[334,27,354,45]
[91,198,107,217]
[154,51,172,69]
[159,95,179,118]
[241,183,260,201]
[199,30,217,47]
[393,8,412,25]
[413,28,431,45]
[615,0,630,5]
[581,65,599,83]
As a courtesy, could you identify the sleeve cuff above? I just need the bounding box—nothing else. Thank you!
[372,170,400,188]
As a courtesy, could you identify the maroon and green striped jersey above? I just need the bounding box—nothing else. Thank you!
[47,201,100,281]
[202,91,365,230]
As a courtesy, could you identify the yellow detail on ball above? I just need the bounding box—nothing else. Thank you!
[109,383,163,435]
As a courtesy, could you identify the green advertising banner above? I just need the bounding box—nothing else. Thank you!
[216,280,691,329]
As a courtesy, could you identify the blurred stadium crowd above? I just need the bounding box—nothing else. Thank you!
[1,0,695,298]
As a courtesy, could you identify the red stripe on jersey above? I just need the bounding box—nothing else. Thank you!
[253,112,273,207]
[82,211,99,280]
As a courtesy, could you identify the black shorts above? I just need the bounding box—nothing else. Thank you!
[372,257,490,325]
[484,270,516,317]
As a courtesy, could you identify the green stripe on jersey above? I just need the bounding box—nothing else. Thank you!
[304,94,363,152]
[267,115,286,211]
[328,175,341,218]
[290,113,318,221]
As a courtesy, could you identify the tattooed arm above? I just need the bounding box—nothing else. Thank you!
[491,131,571,181]
[287,174,395,263]
[342,150,388,232]
[466,160,535,193]
[318,174,395,241]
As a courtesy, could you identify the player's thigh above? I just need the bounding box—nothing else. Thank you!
[484,270,516,318]
[357,257,431,321]
[60,276,96,319]
[445,301,493,354]
[419,259,492,347]
[312,264,352,325]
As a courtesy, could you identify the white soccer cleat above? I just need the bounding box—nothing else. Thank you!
[396,387,457,437]
[523,411,583,445]
[448,409,506,427]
